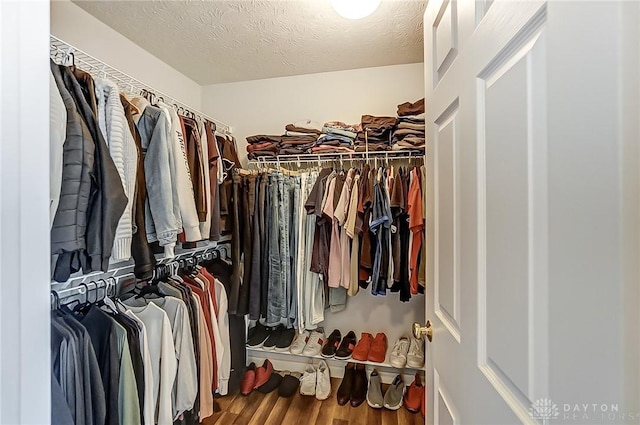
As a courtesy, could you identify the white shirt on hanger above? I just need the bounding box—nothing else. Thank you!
[122,301,177,425]
[214,278,230,395]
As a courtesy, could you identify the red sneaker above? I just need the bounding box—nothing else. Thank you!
[367,333,387,363]
[240,363,256,395]
[404,373,424,413]
[351,333,373,361]
[253,359,274,389]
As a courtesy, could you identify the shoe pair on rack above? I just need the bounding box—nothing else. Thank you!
[366,370,404,410]
[351,332,387,363]
[247,322,296,351]
[240,360,302,398]
[290,328,326,356]
[321,330,358,360]
[389,336,424,368]
[299,359,331,400]
[366,371,424,413]
[336,362,368,407]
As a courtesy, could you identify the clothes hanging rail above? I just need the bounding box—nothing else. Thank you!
[50,35,233,135]
[247,149,424,168]
[51,241,231,300]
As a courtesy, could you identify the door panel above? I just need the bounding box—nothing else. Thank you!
[425,1,638,424]
[433,0,458,84]
[434,101,461,341]
[477,15,549,415]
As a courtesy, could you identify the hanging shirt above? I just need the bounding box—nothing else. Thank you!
[110,319,141,425]
[123,309,155,425]
[123,296,197,419]
[191,295,214,420]
[121,302,177,425]
[408,167,424,295]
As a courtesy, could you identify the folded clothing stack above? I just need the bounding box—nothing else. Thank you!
[280,122,321,155]
[246,135,282,160]
[392,98,425,151]
[355,115,397,152]
[313,121,358,154]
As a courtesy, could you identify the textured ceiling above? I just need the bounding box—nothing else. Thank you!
[72,0,426,85]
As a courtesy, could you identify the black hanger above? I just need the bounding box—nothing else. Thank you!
[51,291,60,311]
[72,282,92,313]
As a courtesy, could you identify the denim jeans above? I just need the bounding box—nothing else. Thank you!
[288,175,301,328]
[279,175,291,323]
[266,173,283,324]
[260,174,271,319]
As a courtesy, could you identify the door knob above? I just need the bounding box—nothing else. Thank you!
[413,321,433,342]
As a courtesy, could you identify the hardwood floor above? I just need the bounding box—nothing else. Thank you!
[204,379,424,425]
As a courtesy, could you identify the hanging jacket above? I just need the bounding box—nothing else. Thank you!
[120,94,156,280]
[160,104,201,243]
[94,78,138,262]
[180,116,207,222]
[50,71,67,229]
[60,64,128,274]
[50,60,95,282]
[197,118,212,239]
[136,104,179,256]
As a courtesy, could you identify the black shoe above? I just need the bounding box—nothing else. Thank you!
[275,327,296,352]
[335,331,357,360]
[321,329,342,358]
[247,322,271,348]
[257,372,283,394]
[337,362,355,406]
[278,372,301,398]
[263,324,285,351]
[350,364,367,407]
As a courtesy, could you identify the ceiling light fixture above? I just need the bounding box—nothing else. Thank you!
[331,0,381,19]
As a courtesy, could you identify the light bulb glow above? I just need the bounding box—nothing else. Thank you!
[331,0,381,19]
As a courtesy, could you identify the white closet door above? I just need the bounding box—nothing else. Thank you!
[423,1,639,424]
[0,1,51,424]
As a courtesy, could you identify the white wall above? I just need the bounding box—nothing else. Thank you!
[51,0,202,109]
[201,63,425,165]
[202,64,426,376]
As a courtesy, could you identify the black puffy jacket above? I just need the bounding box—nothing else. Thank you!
[50,60,95,281]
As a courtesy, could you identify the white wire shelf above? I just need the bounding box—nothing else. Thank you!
[50,35,233,135]
[247,149,425,167]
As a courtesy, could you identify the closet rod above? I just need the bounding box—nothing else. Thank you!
[51,240,230,291]
[51,277,115,306]
[50,35,233,135]
[248,150,425,166]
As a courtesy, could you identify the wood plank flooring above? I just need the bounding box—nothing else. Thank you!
[204,379,424,425]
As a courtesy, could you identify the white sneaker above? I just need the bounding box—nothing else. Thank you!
[300,364,317,396]
[315,360,331,400]
[302,328,325,356]
[290,331,310,355]
[406,337,425,368]
[389,337,410,368]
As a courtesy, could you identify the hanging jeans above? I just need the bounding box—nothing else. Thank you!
[266,174,283,324]
[288,176,301,329]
